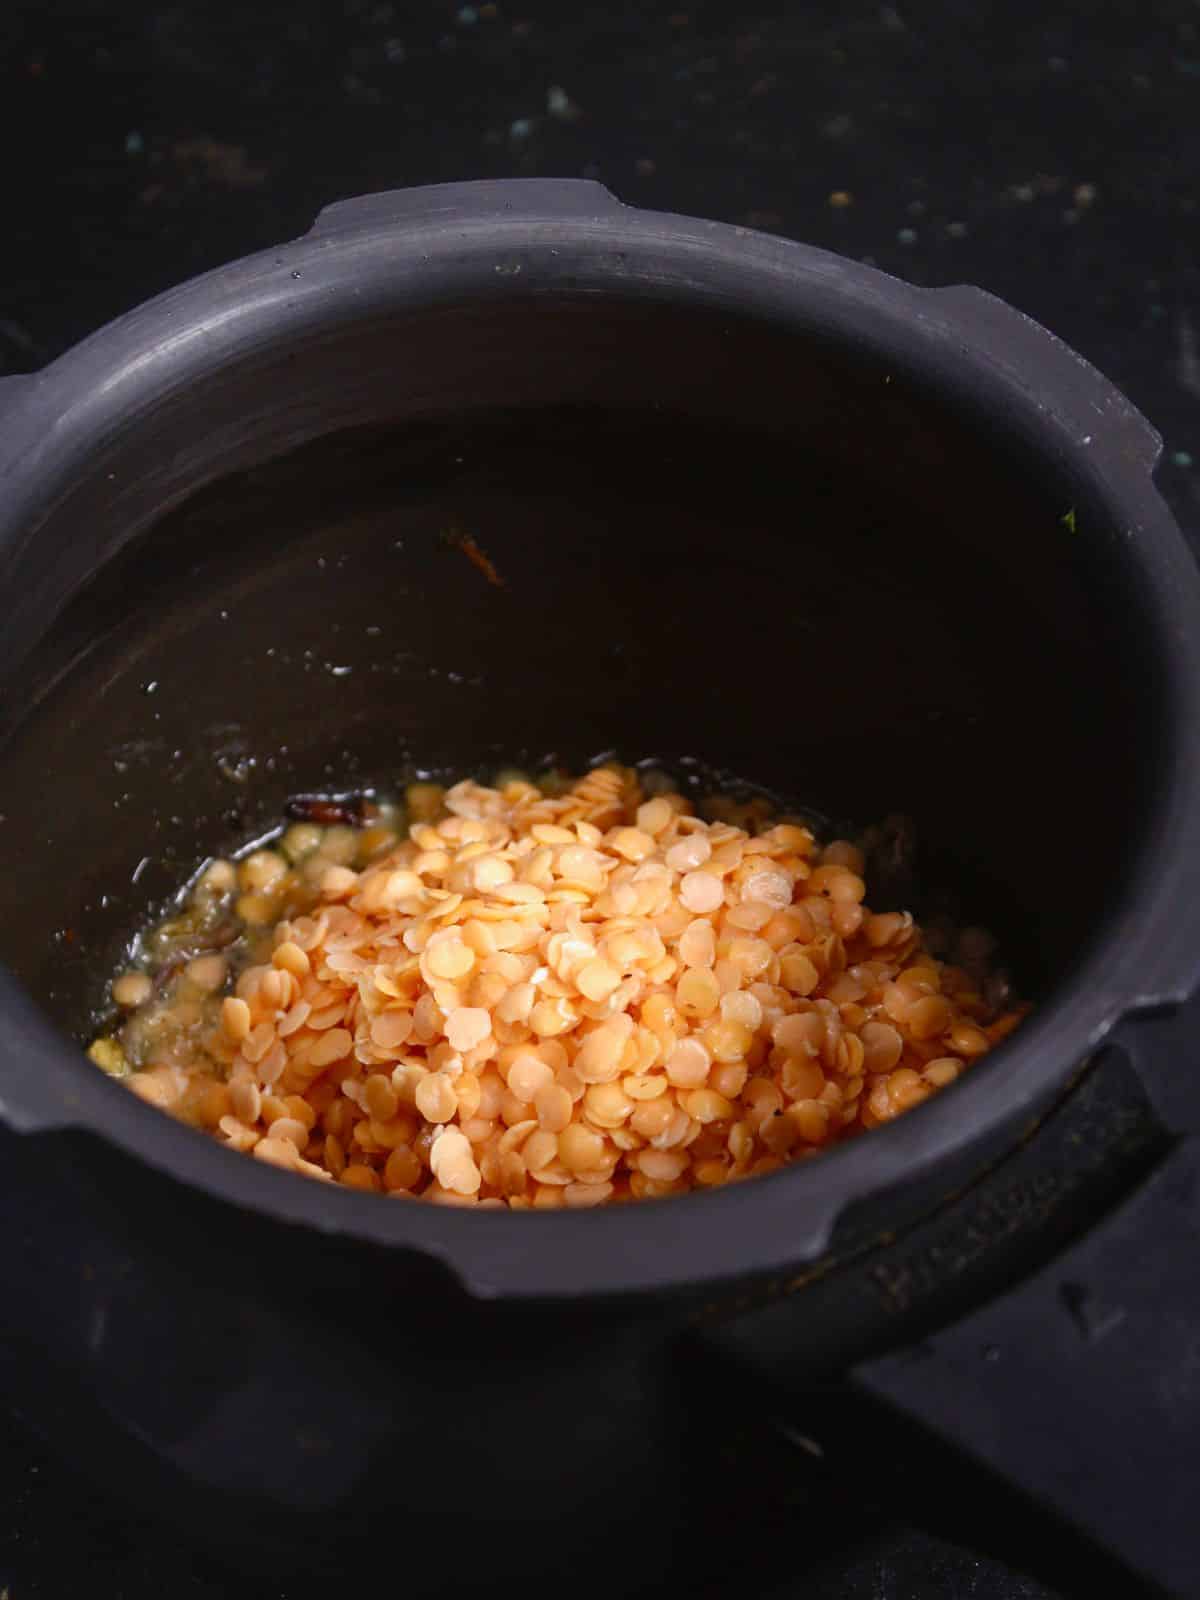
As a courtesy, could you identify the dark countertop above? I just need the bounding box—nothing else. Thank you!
[1,2,1197,1596]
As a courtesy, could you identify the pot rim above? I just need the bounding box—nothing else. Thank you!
[2,179,1198,1301]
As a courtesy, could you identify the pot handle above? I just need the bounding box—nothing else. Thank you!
[853,1016,1200,1597]
[928,284,1164,474]
[307,178,625,238]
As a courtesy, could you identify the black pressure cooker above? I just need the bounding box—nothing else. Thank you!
[1,180,1198,1595]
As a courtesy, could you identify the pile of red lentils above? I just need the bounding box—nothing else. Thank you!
[89,766,1025,1207]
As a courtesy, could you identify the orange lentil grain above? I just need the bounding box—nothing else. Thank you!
[95,765,1025,1206]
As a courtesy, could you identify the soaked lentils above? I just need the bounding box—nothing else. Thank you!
[88,767,1026,1207]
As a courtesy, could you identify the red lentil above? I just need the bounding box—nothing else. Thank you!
[89,767,1026,1205]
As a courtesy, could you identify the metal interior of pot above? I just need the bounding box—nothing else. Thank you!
[0,295,1164,1060]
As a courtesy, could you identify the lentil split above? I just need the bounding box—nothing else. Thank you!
[88,767,1026,1206]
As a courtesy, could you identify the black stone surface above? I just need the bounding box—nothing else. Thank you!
[1,2,1197,1596]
